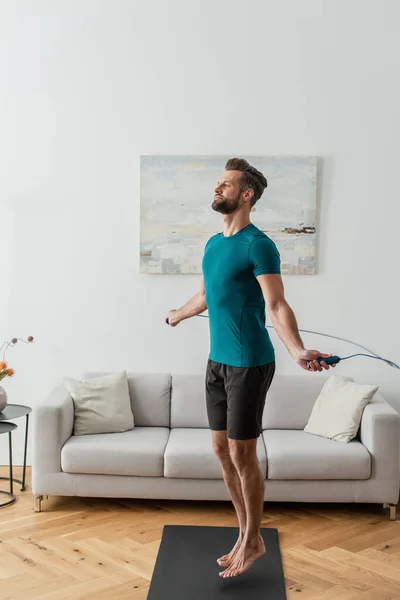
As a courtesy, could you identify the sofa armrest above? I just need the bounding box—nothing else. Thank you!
[32,383,74,475]
[359,392,400,485]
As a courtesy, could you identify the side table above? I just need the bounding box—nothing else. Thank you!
[0,422,17,507]
[0,404,32,491]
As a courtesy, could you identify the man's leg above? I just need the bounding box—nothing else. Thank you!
[218,361,275,578]
[205,360,248,566]
[211,431,247,566]
[219,438,266,578]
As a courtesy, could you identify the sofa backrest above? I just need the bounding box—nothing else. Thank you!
[262,374,331,429]
[81,371,171,427]
[170,374,209,428]
[169,373,333,430]
[80,371,345,431]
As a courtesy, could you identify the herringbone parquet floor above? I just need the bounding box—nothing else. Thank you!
[0,467,400,599]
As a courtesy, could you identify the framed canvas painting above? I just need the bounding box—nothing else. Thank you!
[140,155,317,275]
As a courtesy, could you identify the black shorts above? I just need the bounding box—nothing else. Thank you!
[205,359,276,440]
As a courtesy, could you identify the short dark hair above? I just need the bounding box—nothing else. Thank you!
[225,158,268,207]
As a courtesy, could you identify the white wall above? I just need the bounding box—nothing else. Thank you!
[0,0,399,464]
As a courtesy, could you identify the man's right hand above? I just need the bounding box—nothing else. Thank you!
[166,310,181,327]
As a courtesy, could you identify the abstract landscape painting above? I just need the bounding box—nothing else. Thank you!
[140,155,317,275]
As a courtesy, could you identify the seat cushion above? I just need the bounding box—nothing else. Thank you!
[263,430,370,480]
[61,427,170,477]
[164,428,267,479]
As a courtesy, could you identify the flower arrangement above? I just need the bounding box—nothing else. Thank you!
[0,336,34,382]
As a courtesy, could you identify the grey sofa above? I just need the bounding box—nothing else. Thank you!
[32,371,400,520]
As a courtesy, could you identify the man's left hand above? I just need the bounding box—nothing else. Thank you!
[295,349,336,372]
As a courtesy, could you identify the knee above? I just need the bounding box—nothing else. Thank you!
[212,438,230,461]
[229,441,257,471]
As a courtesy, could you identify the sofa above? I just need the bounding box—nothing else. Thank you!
[32,371,400,520]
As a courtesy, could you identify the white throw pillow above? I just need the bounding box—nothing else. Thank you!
[304,374,378,443]
[63,370,134,436]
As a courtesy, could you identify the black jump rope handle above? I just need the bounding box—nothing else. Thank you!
[165,317,341,365]
[318,355,341,365]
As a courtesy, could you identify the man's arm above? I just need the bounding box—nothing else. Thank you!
[256,273,334,372]
[166,276,207,327]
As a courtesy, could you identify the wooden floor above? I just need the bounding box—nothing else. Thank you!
[0,468,400,599]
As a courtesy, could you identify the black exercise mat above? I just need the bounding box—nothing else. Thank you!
[147,525,287,599]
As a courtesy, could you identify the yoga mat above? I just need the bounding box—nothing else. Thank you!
[147,525,287,599]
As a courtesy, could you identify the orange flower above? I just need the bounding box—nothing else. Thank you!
[7,369,15,376]
[0,361,7,370]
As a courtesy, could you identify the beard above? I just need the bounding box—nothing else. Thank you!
[212,193,241,214]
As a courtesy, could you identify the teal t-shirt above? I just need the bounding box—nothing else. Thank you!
[202,223,281,368]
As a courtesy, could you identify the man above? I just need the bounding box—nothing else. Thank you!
[166,158,334,579]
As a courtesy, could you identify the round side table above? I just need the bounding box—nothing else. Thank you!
[0,404,32,491]
[0,422,17,507]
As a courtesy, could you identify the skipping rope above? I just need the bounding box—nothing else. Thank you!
[189,314,400,370]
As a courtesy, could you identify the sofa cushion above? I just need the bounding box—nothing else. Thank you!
[164,428,267,479]
[304,374,378,443]
[61,427,170,477]
[170,375,209,428]
[262,374,354,430]
[81,372,171,427]
[263,430,370,480]
[63,371,134,436]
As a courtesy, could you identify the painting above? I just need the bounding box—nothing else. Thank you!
[140,155,317,275]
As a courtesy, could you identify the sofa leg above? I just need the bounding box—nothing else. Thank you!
[383,503,397,521]
[34,495,43,513]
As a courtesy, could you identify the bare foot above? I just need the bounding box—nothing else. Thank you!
[217,533,264,567]
[217,536,243,567]
[219,536,266,578]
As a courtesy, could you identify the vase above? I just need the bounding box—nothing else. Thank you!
[0,385,7,412]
